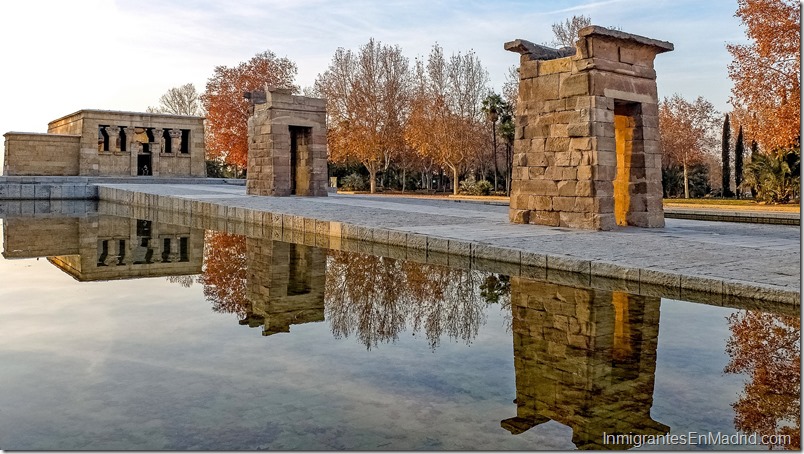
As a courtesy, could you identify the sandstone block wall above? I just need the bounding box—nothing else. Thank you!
[247,87,328,197]
[3,133,80,176]
[48,110,205,177]
[507,26,672,230]
[3,110,205,178]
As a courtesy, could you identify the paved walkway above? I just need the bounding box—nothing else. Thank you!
[97,183,800,304]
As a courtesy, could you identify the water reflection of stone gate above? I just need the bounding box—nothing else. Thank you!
[502,278,668,449]
[240,238,326,336]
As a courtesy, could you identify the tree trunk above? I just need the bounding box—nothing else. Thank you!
[401,168,406,193]
[369,168,377,194]
[683,157,689,199]
[452,167,459,195]
[506,143,512,196]
[492,121,499,192]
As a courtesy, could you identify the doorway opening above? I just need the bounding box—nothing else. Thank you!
[613,102,644,226]
[288,126,312,195]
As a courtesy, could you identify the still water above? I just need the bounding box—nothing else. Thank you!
[0,203,799,450]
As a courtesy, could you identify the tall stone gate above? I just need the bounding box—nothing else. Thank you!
[506,26,673,230]
[246,87,328,197]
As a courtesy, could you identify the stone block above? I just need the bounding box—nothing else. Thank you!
[407,233,427,250]
[528,210,560,226]
[448,239,472,257]
[427,236,449,254]
[559,73,590,98]
[567,122,591,137]
[510,209,530,224]
[553,196,576,211]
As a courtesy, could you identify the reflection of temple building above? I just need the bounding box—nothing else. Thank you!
[2,215,203,280]
[502,277,669,450]
[240,238,325,336]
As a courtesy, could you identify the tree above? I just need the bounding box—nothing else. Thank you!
[659,94,720,198]
[201,51,299,170]
[482,93,505,192]
[549,14,591,48]
[498,101,515,196]
[734,126,745,197]
[405,44,489,195]
[315,39,411,193]
[198,231,248,318]
[721,114,733,197]
[147,83,204,116]
[725,310,800,449]
[741,147,800,203]
[727,0,800,151]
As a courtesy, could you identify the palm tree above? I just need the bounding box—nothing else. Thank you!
[498,103,515,196]
[482,93,505,192]
[741,147,800,203]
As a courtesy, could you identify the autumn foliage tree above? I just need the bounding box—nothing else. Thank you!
[725,310,800,449]
[405,44,489,195]
[727,0,800,151]
[659,94,720,198]
[314,39,410,193]
[202,51,299,170]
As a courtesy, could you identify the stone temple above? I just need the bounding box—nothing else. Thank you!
[506,26,673,230]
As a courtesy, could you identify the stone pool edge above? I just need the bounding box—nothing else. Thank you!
[97,185,800,307]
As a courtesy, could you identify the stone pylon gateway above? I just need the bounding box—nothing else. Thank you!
[506,26,673,230]
[246,86,328,197]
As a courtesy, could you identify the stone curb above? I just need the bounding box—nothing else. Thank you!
[96,185,801,307]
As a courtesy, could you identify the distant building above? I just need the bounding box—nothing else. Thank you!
[3,110,205,177]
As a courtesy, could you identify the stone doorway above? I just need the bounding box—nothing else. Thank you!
[614,102,644,226]
[289,126,312,195]
[505,26,672,230]
[137,154,152,176]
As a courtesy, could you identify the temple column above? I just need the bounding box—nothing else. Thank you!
[106,126,120,152]
[150,128,163,176]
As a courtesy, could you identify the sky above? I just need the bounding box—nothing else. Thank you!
[0,0,748,156]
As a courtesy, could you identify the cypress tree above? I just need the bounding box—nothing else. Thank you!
[734,126,745,198]
[721,114,732,197]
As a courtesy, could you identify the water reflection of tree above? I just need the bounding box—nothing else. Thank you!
[198,231,248,317]
[165,275,196,288]
[725,311,800,450]
[325,250,506,350]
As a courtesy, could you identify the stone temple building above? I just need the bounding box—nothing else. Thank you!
[3,110,205,177]
[506,26,673,230]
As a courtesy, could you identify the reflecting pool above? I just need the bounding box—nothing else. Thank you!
[0,201,799,450]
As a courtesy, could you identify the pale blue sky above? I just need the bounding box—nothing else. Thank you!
[0,0,746,152]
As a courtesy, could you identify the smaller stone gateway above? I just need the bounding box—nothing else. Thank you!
[246,86,328,197]
[506,26,673,230]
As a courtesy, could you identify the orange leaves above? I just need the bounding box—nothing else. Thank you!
[725,311,800,449]
[198,231,248,317]
[659,94,719,168]
[201,51,299,169]
[314,40,410,192]
[727,0,800,151]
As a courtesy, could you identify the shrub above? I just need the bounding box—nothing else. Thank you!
[741,147,800,203]
[459,176,493,196]
[340,173,368,191]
